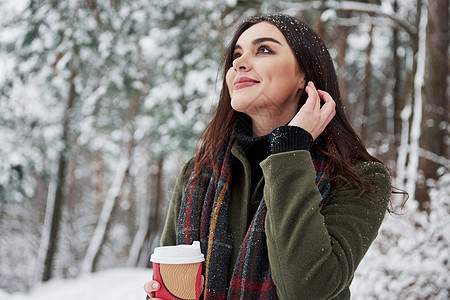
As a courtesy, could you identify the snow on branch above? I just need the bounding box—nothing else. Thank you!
[417,147,450,170]
[280,0,417,36]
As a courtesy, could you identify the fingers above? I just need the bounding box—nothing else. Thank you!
[200,275,205,293]
[304,81,320,110]
[144,280,161,299]
[317,89,335,107]
[144,277,204,299]
[317,90,336,135]
[305,82,336,118]
[144,280,160,292]
[317,89,336,116]
[289,82,336,140]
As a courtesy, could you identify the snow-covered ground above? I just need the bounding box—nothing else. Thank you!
[0,268,151,300]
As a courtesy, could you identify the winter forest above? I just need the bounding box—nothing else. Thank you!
[0,0,448,299]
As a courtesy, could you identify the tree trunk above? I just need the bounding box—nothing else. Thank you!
[360,23,375,142]
[405,0,427,204]
[128,156,165,268]
[36,65,77,282]
[334,11,351,104]
[82,91,137,272]
[391,0,405,167]
[127,153,154,267]
[138,157,164,268]
[94,153,104,210]
[126,182,151,267]
[416,0,449,204]
[81,157,130,273]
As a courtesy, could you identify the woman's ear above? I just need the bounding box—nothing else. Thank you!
[297,75,306,90]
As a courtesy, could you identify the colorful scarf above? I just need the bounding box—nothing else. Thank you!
[176,138,330,299]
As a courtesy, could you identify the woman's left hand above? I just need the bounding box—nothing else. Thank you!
[289,81,336,140]
[143,280,164,299]
[143,276,205,299]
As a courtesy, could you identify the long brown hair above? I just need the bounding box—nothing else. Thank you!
[193,14,382,193]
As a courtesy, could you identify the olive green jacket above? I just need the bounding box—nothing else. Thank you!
[160,141,391,299]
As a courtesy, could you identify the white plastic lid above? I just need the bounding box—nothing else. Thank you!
[150,241,205,264]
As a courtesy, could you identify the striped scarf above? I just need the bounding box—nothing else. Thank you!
[176,138,330,299]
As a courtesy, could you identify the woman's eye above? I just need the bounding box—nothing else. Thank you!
[257,46,271,54]
[232,52,241,60]
[232,46,271,61]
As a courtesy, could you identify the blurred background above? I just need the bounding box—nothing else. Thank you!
[0,0,448,299]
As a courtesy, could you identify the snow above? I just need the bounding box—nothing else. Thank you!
[0,268,152,300]
[351,173,450,299]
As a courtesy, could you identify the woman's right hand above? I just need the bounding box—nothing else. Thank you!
[143,280,163,300]
[289,81,336,140]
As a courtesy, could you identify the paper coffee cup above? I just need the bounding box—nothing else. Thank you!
[150,241,204,300]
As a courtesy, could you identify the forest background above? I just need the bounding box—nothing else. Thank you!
[0,0,448,298]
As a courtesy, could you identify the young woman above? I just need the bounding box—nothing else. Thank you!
[144,13,391,300]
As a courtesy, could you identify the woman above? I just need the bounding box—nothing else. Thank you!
[144,13,391,299]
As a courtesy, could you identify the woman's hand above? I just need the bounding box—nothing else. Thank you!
[143,280,163,300]
[143,276,205,299]
[289,81,336,140]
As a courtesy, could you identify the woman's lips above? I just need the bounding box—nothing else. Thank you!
[233,77,259,90]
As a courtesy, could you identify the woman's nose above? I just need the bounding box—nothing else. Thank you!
[233,55,251,71]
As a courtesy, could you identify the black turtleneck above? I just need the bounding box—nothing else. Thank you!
[234,114,314,195]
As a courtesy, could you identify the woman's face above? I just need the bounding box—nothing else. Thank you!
[226,21,305,124]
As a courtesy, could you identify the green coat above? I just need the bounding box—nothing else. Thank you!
[160,140,391,299]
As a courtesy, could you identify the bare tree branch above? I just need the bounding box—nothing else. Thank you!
[280,0,417,37]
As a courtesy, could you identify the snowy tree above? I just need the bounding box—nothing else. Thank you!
[0,0,158,282]
[0,0,83,282]
[1,0,246,285]
[416,0,449,206]
[1,0,448,296]
[352,173,450,299]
